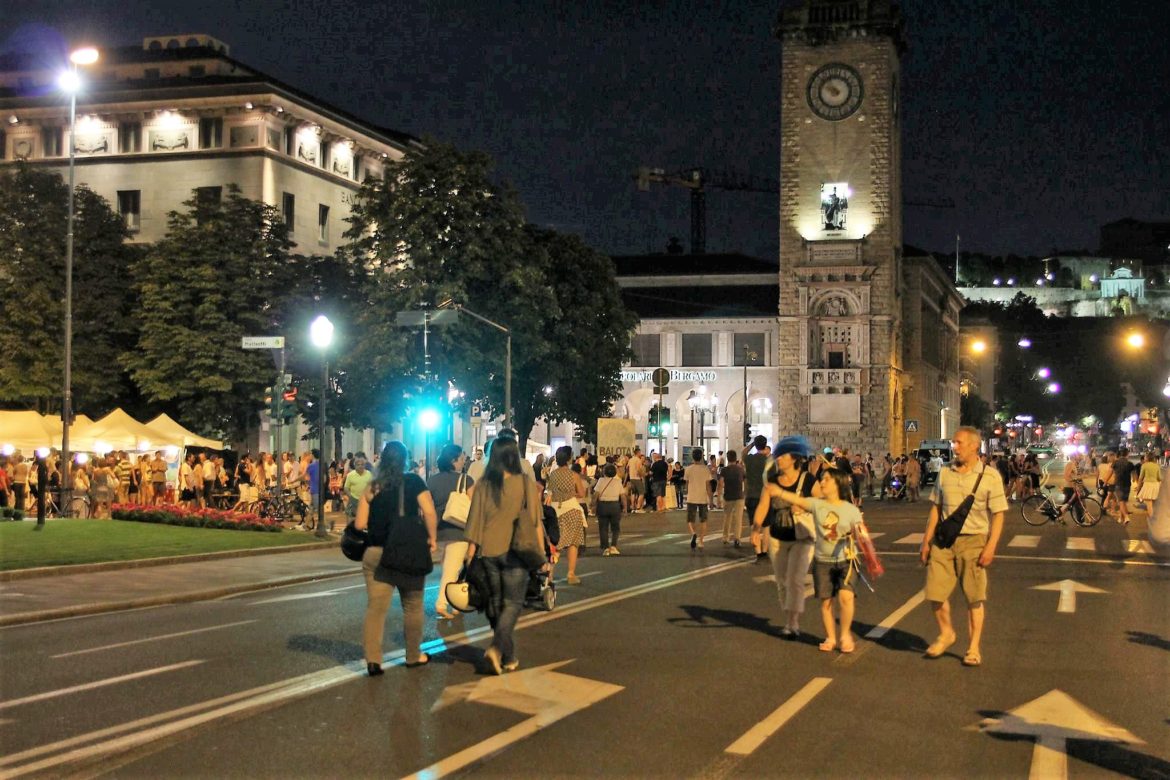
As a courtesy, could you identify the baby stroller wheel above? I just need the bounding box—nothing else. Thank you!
[542,584,556,611]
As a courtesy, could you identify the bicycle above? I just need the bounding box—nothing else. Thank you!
[254,490,309,527]
[44,488,91,518]
[1021,479,1101,527]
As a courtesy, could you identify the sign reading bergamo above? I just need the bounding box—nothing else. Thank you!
[621,369,717,384]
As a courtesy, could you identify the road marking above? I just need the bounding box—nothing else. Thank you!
[977,690,1143,780]
[1066,537,1095,551]
[1030,580,1108,614]
[0,660,204,711]
[554,572,601,584]
[676,532,722,545]
[866,532,885,539]
[1125,539,1154,554]
[625,532,688,547]
[50,621,257,659]
[249,583,366,605]
[410,661,622,779]
[879,550,1170,568]
[724,678,833,756]
[864,589,926,640]
[1008,535,1041,548]
[0,559,748,777]
[893,533,924,545]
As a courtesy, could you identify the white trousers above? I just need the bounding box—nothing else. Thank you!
[769,537,815,615]
[434,540,469,611]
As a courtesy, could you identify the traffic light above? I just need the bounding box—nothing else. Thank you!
[659,407,670,433]
[744,422,752,443]
[648,405,660,437]
[278,386,298,421]
[264,386,276,416]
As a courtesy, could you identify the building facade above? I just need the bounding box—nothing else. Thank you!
[0,34,419,254]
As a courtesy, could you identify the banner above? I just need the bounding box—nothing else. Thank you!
[597,418,636,459]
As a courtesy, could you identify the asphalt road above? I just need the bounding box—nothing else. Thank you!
[1,502,1167,779]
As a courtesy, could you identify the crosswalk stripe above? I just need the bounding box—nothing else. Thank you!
[866,532,885,539]
[1126,539,1155,554]
[1008,535,1041,548]
[725,678,833,756]
[893,533,924,545]
[676,533,722,545]
[1066,537,1095,551]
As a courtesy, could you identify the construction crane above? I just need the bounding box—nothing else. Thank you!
[634,165,955,255]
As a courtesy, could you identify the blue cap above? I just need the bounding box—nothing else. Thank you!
[774,436,814,458]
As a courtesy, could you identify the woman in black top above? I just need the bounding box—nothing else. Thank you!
[355,441,438,675]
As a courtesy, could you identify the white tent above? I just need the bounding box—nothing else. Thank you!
[0,411,60,452]
[71,409,171,453]
[145,413,224,449]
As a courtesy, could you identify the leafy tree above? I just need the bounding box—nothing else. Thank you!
[960,391,993,430]
[0,166,138,414]
[124,186,293,441]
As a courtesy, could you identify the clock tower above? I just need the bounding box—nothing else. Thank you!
[775,0,908,454]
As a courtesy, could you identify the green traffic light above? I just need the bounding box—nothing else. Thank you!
[418,408,441,432]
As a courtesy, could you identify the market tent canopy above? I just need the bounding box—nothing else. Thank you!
[72,409,170,453]
[0,411,60,452]
[145,414,224,449]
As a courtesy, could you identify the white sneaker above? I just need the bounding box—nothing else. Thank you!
[609,547,620,556]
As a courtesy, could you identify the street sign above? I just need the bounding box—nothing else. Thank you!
[471,404,481,417]
[241,336,285,349]
[470,417,482,428]
[652,367,670,387]
[395,309,459,327]
[905,419,919,432]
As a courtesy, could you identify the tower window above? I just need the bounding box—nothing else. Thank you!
[117,190,141,231]
[318,204,329,243]
[198,118,222,149]
[42,126,63,157]
[119,121,141,153]
[282,192,295,232]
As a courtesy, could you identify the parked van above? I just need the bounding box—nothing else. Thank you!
[914,439,953,485]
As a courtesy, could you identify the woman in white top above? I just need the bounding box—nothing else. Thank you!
[593,463,626,555]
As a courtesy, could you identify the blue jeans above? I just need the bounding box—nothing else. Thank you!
[483,553,528,664]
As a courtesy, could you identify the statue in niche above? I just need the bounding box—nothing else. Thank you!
[821,296,847,317]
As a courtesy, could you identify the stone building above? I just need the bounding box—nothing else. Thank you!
[774,0,962,453]
[0,34,418,253]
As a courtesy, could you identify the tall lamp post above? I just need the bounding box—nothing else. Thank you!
[688,386,717,458]
[57,46,99,516]
[309,315,333,537]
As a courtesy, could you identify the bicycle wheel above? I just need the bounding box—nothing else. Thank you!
[67,497,90,518]
[1021,495,1054,526]
[1073,497,1102,528]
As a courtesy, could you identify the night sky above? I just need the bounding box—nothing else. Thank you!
[3,0,1167,260]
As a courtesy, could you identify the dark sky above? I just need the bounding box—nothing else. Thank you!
[4,0,1168,259]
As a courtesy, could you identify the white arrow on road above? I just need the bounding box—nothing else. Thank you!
[977,689,1143,780]
[1030,579,1107,613]
[411,660,622,779]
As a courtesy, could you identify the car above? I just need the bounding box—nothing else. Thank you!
[1026,446,1056,460]
[915,439,953,485]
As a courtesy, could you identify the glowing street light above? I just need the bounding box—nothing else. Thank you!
[970,339,987,355]
[1047,382,1061,394]
[1125,332,1145,350]
[309,314,334,537]
[1037,367,1051,379]
[1017,338,1032,348]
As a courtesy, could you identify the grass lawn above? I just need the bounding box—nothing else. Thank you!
[0,519,327,571]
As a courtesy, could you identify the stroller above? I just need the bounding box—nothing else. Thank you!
[887,475,907,501]
[525,505,561,611]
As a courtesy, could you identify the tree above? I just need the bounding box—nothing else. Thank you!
[0,165,138,414]
[960,391,993,431]
[124,186,293,441]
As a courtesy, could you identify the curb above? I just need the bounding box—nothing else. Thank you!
[0,539,339,582]
[0,569,357,627]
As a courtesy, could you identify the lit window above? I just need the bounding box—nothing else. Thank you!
[318,204,329,243]
[117,190,141,231]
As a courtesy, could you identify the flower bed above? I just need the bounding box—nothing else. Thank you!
[111,503,281,532]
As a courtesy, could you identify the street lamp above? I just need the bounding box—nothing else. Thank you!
[1125,331,1145,350]
[688,387,717,457]
[309,314,333,537]
[57,46,99,517]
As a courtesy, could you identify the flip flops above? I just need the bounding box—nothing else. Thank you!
[962,650,982,667]
[924,634,956,659]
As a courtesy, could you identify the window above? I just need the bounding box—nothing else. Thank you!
[119,122,141,153]
[188,65,206,78]
[828,351,845,369]
[680,333,712,366]
[733,333,766,365]
[318,204,329,243]
[282,192,295,231]
[283,127,294,155]
[198,118,222,149]
[631,334,660,366]
[41,126,63,157]
[195,186,222,205]
[320,141,330,171]
[117,190,141,231]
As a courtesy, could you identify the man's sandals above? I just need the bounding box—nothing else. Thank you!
[923,634,956,659]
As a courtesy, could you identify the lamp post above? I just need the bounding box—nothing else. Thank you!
[544,385,555,451]
[741,344,758,448]
[309,314,333,537]
[688,386,717,457]
[57,46,99,517]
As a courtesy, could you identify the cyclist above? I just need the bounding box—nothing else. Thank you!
[1055,456,1084,521]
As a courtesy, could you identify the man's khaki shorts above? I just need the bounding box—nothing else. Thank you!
[925,533,988,605]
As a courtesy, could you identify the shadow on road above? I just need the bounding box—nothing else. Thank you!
[668,604,782,637]
[1126,630,1170,653]
[287,633,363,663]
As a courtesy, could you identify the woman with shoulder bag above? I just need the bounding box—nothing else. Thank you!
[354,441,438,676]
[464,437,546,675]
[752,436,816,638]
[548,446,588,585]
[428,444,475,620]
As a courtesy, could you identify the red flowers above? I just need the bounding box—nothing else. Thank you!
[111,503,280,532]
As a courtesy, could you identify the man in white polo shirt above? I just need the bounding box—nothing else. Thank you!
[919,426,1007,668]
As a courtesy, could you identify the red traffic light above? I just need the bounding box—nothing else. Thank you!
[282,388,298,402]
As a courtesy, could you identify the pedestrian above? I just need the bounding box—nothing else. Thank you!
[627,448,646,512]
[150,450,167,505]
[427,445,474,620]
[594,462,626,555]
[905,455,922,503]
[548,445,587,584]
[769,465,861,652]
[1111,447,1134,526]
[669,457,685,508]
[707,454,721,510]
[464,435,546,675]
[179,453,197,509]
[720,449,746,546]
[201,452,217,509]
[11,455,28,513]
[684,448,711,550]
[650,451,669,512]
[919,426,1007,667]
[1136,452,1162,507]
[752,436,816,637]
[743,437,771,562]
[354,440,437,675]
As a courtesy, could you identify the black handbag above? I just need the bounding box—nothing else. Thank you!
[510,479,547,572]
[340,521,368,562]
[768,474,807,542]
[378,484,434,577]
[933,469,985,549]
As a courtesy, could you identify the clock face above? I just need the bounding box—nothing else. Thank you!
[807,63,863,121]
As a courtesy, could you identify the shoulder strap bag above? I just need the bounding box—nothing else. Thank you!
[442,473,471,526]
[933,468,986,549]
[510,478,547,572]
[378,483,434,577]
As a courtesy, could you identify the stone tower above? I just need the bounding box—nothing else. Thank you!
[775,0,907,454]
